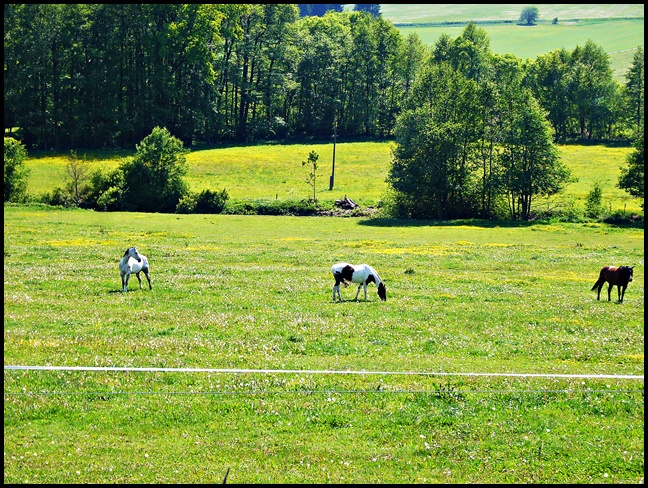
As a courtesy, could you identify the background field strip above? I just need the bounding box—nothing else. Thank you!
[4,365,644,380]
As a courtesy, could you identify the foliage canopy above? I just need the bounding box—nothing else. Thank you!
[3,137,29,202]
[519,6,540,25]
[119,127,189,213]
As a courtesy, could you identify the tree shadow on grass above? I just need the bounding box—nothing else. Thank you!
[358,218,539,229]
[358,217,643,229]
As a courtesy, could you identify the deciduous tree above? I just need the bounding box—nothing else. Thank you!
[4,137,29,202]
[519,6,539,25]
[301,150,319,202]
[119,127,189,213]
[500,89,572,220]
[617,126,644,208]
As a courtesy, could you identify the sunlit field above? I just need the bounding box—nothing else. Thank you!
[4,204,643,483]
[5,6,645,482]
[24,141,641,215]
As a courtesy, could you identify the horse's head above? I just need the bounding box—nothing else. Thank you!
[378,282,387,301]
[624,266,634,282]
[125,247,142,262]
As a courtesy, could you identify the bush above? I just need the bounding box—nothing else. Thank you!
[87,169,124,211]
[585,182,604,218]
[96,186,122,211]
[176,189,229,214]
[603,211,644,225]
[120,127,189,213]
[175,193,198,214]
[36,187,70,207]
[4,137,29,202]
[194,188,229,214]
[222,198,321,216]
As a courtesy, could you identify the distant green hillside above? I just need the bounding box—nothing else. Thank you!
[373,4,644,81]
[376,4,644,24]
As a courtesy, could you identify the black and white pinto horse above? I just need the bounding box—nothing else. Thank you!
[119,247,152,292]
[332,262,386,302]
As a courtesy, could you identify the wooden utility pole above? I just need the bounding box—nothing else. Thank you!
[329,116,337,190]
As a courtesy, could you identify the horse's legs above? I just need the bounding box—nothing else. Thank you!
[136,272,143,290]
[355,284,362,301]
[144,271,152,290]
[141,265,152,290]
[333,276,343,302]
[122,272,130,292]
[607,283,613,301]
[619,284,626,303]
[363,283,368,301]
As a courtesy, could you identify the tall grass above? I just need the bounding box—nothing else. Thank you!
[4,204,644,483]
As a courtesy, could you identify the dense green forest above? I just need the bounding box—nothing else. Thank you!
[4,4,644,151]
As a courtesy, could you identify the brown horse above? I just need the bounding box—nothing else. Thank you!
[591,266,634,303]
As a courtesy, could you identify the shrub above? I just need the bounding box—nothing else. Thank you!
[222,198,321,216]
[120,127,189,213]
[194,188,229,214]
[4,137,29,202]
[176,189,229,214]
[175,194,197,214]
[585,182,604,218]
[37,187,70,207]
[87,169,124,211]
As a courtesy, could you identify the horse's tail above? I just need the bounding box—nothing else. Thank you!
[591,276,604,291]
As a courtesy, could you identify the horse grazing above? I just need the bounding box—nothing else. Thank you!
[332,262,386,302]
[591,265,633,303]
[119,247,152,292]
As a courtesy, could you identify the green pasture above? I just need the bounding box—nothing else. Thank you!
[379,4,644,82]
[24,141,642,215]
[378,4,645,24]
[4,204,644,483]
[396,19,644,80]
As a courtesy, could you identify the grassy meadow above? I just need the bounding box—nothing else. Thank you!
[4,7,645,482]
[4,203,644,483]
[24,141,642,215]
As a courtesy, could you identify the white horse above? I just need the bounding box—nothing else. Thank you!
[332,262,386,302]
[119,247,152,292]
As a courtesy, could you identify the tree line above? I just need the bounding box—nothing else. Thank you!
[4,4,643,151]
[4,4,644,220]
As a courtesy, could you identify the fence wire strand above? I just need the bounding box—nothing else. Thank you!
[4,388,645,397]
[5,365,643,397]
